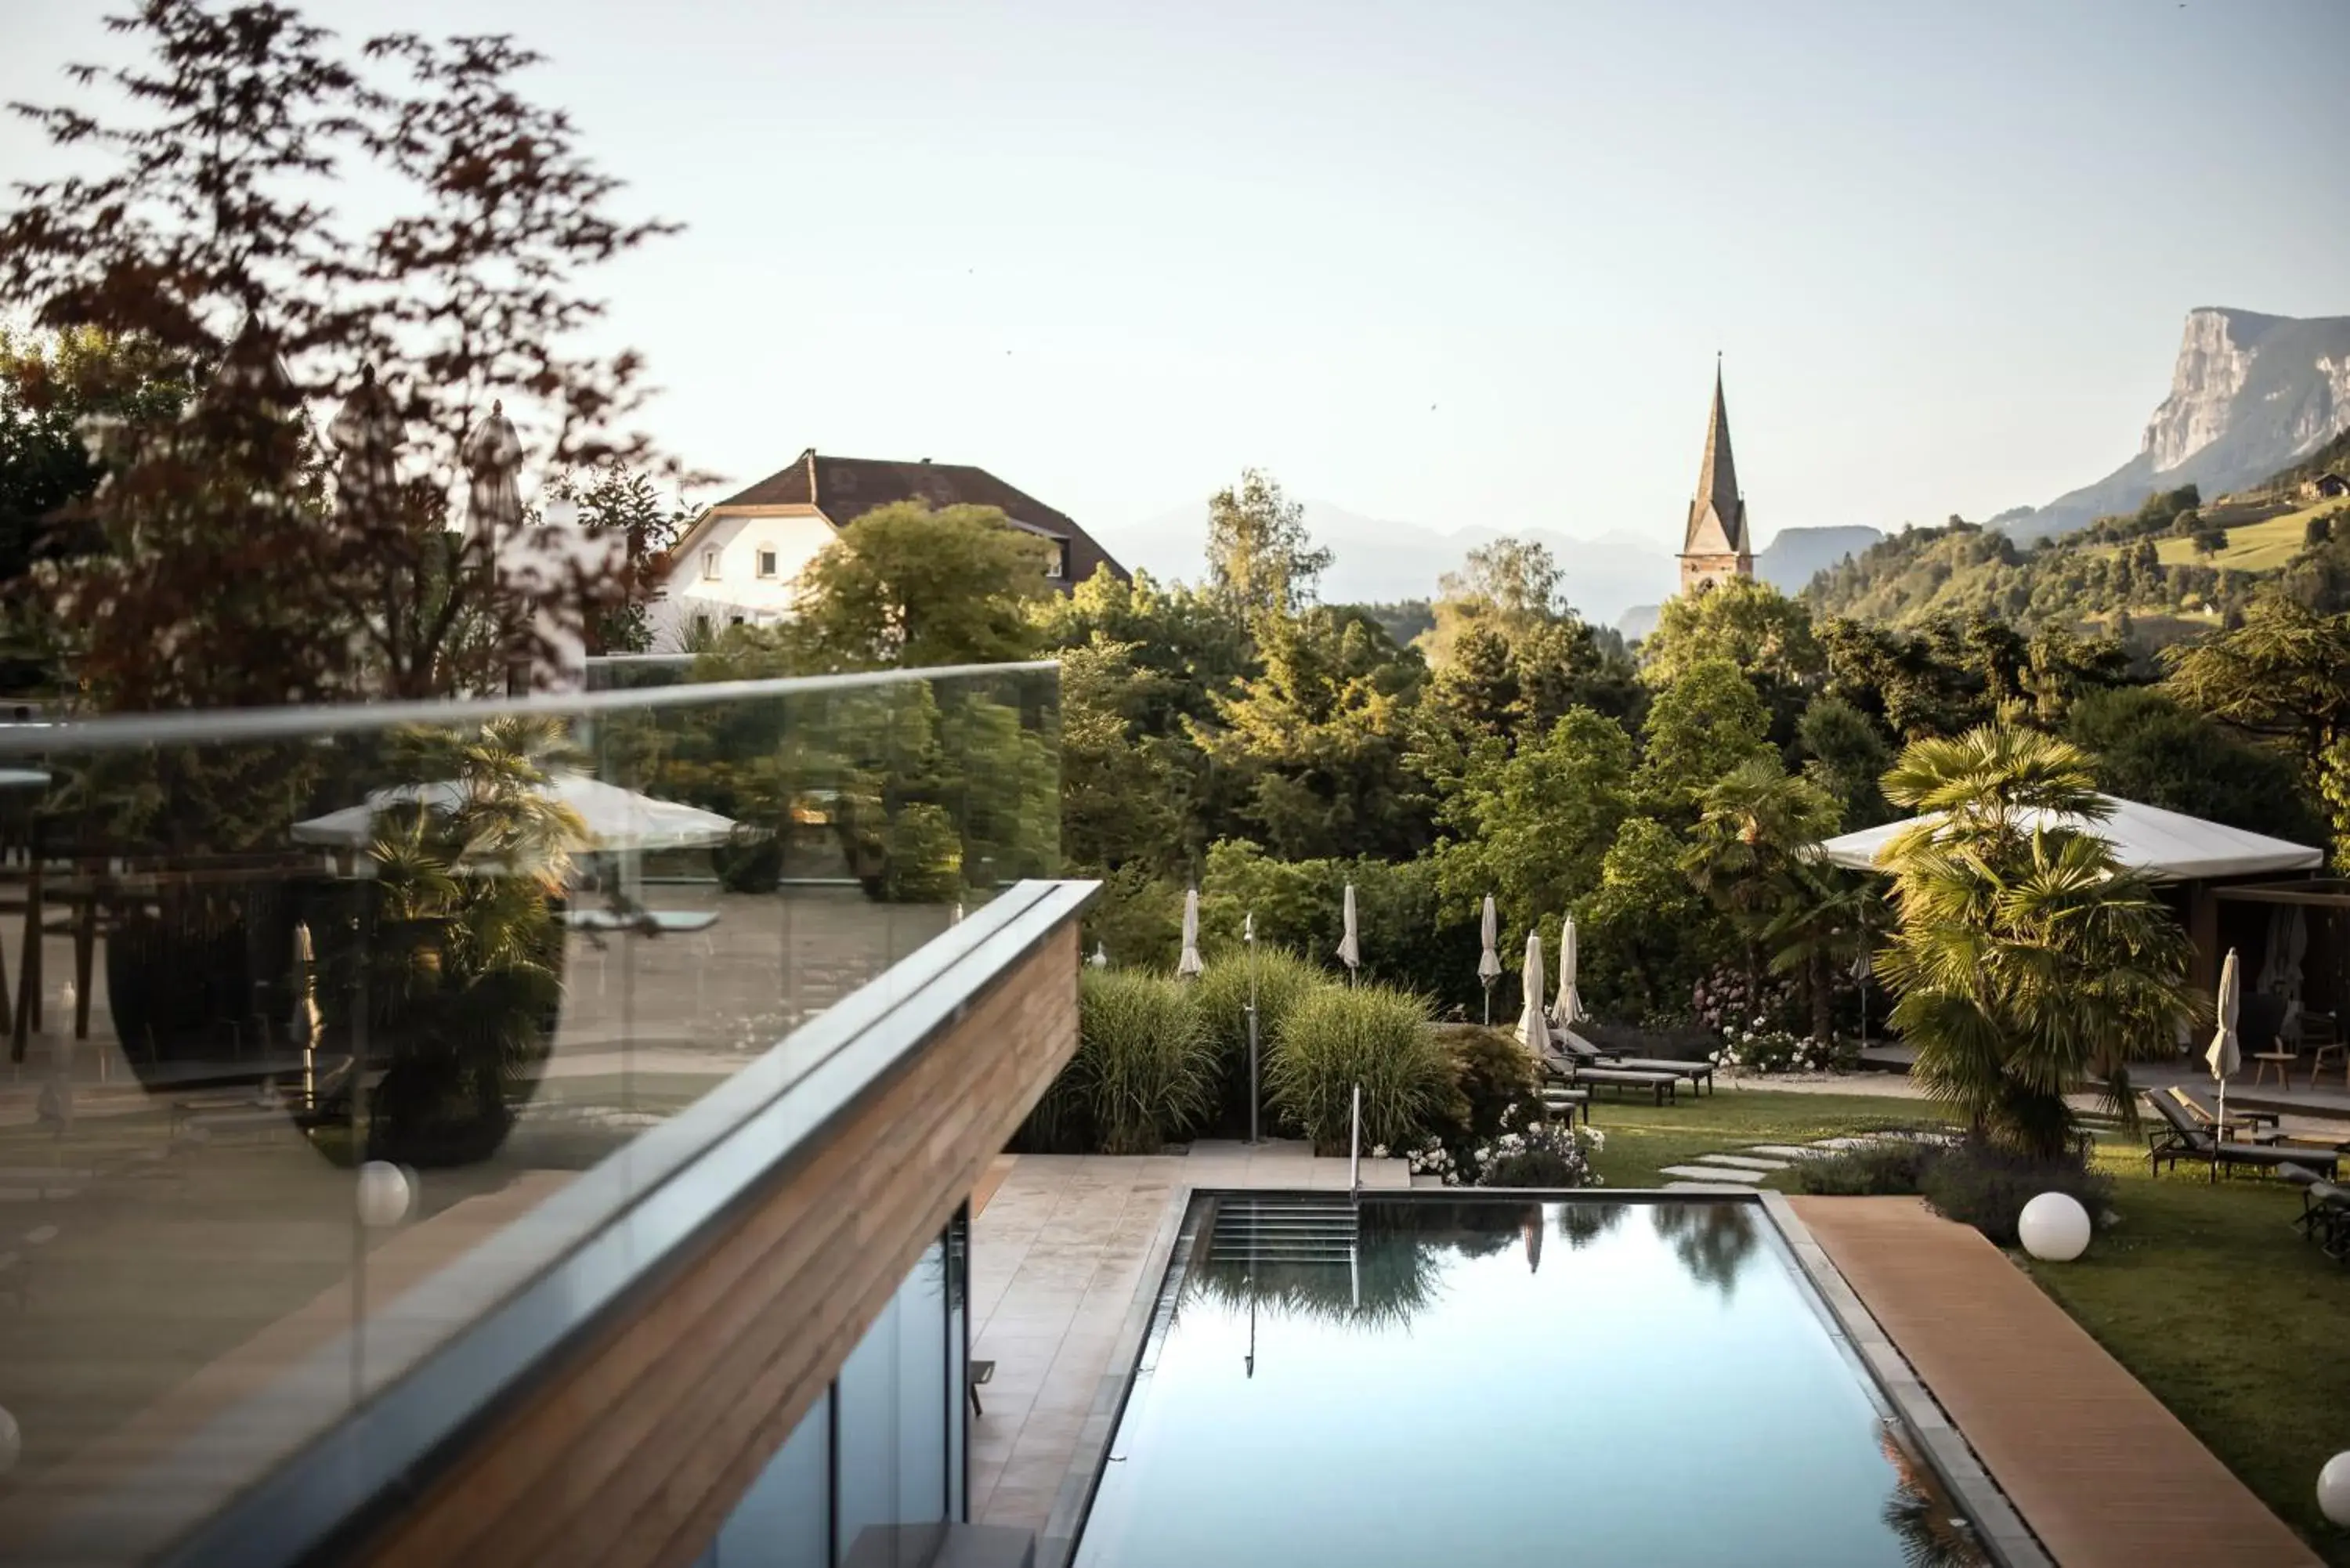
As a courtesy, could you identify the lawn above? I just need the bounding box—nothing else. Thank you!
[1581,1086,1951,1188]
[2024,1139,2350,1564]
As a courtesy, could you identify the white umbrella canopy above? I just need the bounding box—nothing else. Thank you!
[1815,793,2322,883]
[1553,915,1585,1029]
[293,773,738,854]
[1477,896,1502,984]
[1519,930,1553,1060]
[2207,947,2242,1168]
[1177,887,1204,978]
[1337,883,1361,980]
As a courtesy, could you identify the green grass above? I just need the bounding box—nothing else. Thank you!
[1581,1088,1952,1188]
[2023,1138,2350,1564]
[2091,499,2336,574]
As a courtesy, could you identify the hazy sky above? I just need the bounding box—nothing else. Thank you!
[6,0,2346,567]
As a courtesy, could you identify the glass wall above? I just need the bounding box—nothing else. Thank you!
[0,665,1050,1563]
[692,1208,971,1568]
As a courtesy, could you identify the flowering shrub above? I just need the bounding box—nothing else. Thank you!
[1710,1024,1856,1076]
[1383,1099,1603,1187]
[1477,1121,1606,1188]
[1690,966,1798,1035]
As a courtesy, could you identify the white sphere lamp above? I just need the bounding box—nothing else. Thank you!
[2319,1452,2350,1527]
[355,1161,414,1229]
[2017,1192,2092,1262]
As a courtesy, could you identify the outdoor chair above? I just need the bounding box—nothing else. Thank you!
[2305,1013,2345,1090]
[1538,1084,1591,1126]
[1553,1030,1714,1096]
[2142,1092,2341,1181]
[2243,992,2298,1089]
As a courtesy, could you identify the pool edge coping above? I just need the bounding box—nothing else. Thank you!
[1032,1185,2052,1568]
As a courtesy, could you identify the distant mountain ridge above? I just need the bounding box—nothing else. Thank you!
[1096,501,1679,625]
[2007,307,2350,540]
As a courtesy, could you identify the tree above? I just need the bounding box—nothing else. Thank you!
[1572,817,1724,1024]
[1421,536,1563,667]
[1205,468,1329,620]
[556,466,689,655]
[1,2,677,705]
[1058,638,1186,876]
[2063,686,2325,847]
[1198,606,1427,862]
[1639,578,1824,707]
[1633,656,1774,820]
[1874,727,2195,1156]
[1682,756,1838,1003]
[2164,594,2350,865]
[1796,693,1893,830]
[1432,706,1636,944]
[2308,512,2334,549]
[786,500,1054,670]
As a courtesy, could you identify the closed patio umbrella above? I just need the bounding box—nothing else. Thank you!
[1177,887,1204,979]
[1477,895,1502,1025]
[1088,942,1109,969]
[1337,883,1360,986]
[2207,947,2242,1184]
[1520,930,1553,1062]
[1553,915,1585,1031]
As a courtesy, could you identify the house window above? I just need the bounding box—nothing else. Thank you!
[1044,544,1066,580]
[701,547,721,580]
[757,548,779,579]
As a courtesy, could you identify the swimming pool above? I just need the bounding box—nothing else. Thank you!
[1071,1194,1990,1567]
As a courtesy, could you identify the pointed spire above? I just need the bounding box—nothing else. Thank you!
[1683,359,1748,558]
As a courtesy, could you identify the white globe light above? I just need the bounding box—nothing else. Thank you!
[2017,1192,2092,1263]
[356,1161,413,1228]
[2320,1452,2350,1527]
[0,1406,20,1476]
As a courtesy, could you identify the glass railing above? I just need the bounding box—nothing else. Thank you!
[0,661,1059,1563]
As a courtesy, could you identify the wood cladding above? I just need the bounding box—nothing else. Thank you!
[355,921,1081,1568]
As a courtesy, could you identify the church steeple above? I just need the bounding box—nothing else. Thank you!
[1679,357,1754,594]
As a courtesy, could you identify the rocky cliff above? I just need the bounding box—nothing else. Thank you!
[2008,307,2350,540]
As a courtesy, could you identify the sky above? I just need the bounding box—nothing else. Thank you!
[5,0,2347,573]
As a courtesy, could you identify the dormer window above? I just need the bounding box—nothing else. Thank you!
[757,548,779,580]
[1044,545,1066,580]
[701,548,721,580]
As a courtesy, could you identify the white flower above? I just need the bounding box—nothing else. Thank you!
[1372,1144,1389,1159]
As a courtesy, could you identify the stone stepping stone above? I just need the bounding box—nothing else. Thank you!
[1811,1136,1884,1151]
[21,1225,57,1246]
[1701,1154,1790,1171]
[1747,1144,1828,1159]
[1659,1164,1768,1183]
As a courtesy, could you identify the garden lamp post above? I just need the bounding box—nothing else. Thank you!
[1245,912,1261,1145]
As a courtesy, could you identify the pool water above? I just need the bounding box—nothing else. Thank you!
[1072,1195,1989,1568]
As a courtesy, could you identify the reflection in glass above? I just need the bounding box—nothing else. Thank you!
[0,665,1054,1556]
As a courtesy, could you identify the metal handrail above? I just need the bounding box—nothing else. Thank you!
[1348,1082,1362,1196]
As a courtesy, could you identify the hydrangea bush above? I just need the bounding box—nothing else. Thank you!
[1689,965,1799,1035]
[1711,1023,1857,1077]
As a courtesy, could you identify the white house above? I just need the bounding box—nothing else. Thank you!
[652,449,1128,651]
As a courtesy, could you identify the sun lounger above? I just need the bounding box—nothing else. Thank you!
[1554,1031,1713,1095]
[1543,1050,1676,1104]
[1538,1085,1591,1125]
[2164,1086,2279,1142]
[2282,1167,2350,1260]
[2144,1092,2341,1180]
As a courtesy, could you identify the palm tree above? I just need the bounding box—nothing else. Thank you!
[1684,756,1840,1004]
[1874,727,2195,1157]
[1766,865,1883,1045]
